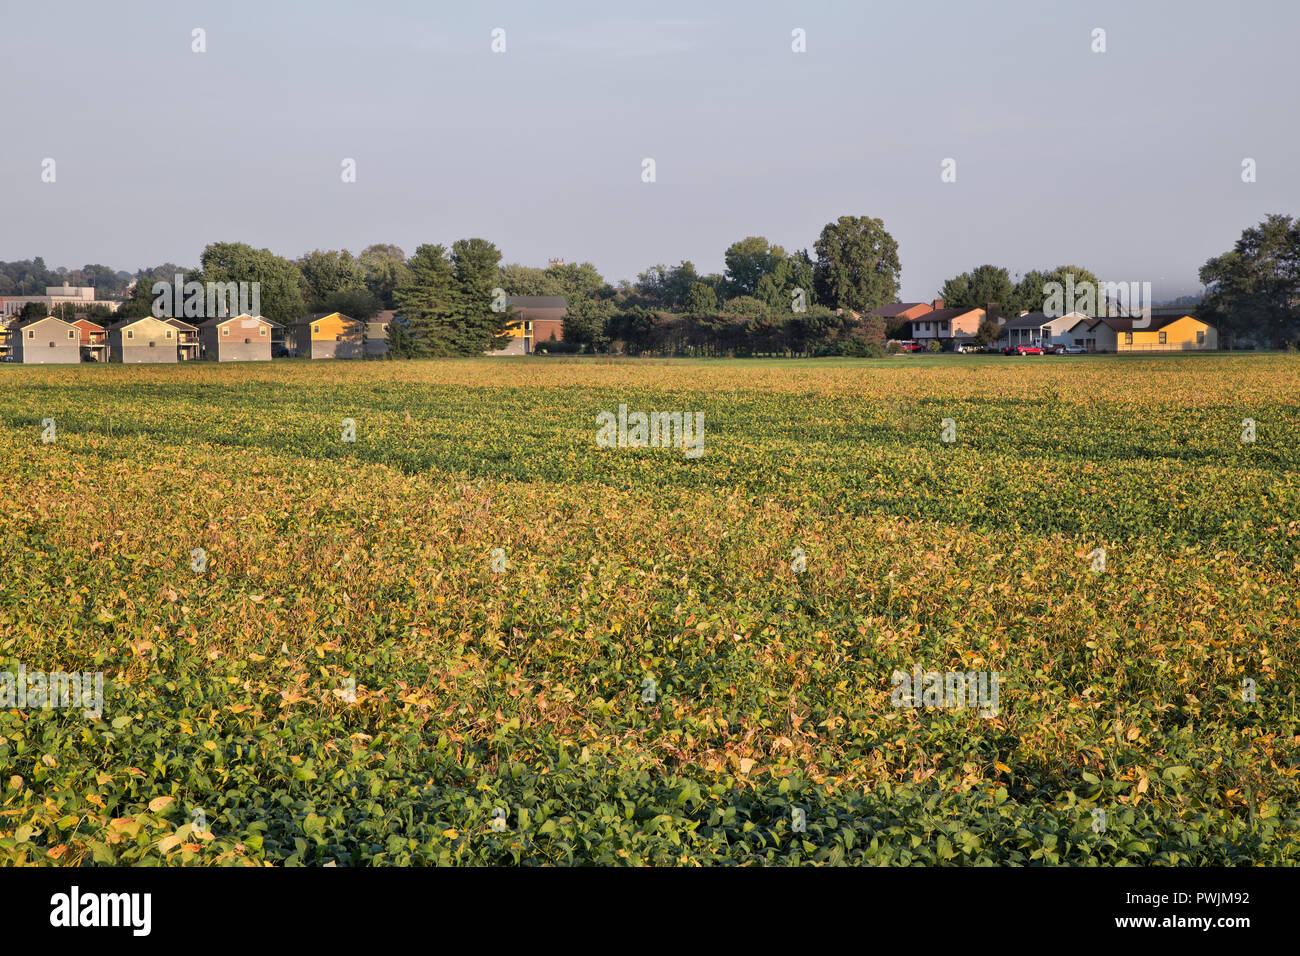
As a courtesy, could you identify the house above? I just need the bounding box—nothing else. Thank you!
[1062,317,1104,351]
[909,306,987,345]
[199,314,274,362]
[165,318,201,360]
[364,311,393,357]
[499,296,567,355]
[999,312,1089,349]
[12,315,81,364]
[109,315,178,363]
[70,318,108,363]
[868,301,938,322]
[1092,314,1218,352]
[295,312,364,359]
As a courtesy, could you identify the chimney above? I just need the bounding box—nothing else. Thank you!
[931,298,944,310]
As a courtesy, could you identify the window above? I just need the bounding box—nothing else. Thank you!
[313,325,320,334]
[27,330,34,338]
[126,330,134,340]
[1158,332,1167,344]
[1124,332,1133,345]
[49,341,56,347]
[1196,331,1205,344]
[68,330,75,339]
[148,340,156,348]
[222,328,229,336]
[166,330,173,339]
[259,327,266,336]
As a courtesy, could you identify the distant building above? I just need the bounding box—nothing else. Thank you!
[199,314,275,362]
[165,318,202,361]
[70,318,108,363]
[295,312,365,359]
[12,315,81,364]
[364,311,392,357]
[0,282,120,318]
[495,295,567,355]
[109,316,178,363]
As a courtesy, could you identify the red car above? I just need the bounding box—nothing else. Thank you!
[901,341,926,352]
[1013,344,1044,355]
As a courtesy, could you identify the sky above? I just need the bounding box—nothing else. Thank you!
[1,0,1297,301]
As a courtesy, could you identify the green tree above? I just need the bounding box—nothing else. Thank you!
[1010,265,1101,315]
[359,244,408,309]
[323,287,383,321]
[1199,214,1300,347]
[685,282,718,317]
[449,238,512,354]
[393,244,458,356]
[298,249,366,311]
[636,262,698,309]
[940,265,1014,310]
[724,238,786,297]
[562,296,615,351]
[199,242,306,324]
[813,216,901,313]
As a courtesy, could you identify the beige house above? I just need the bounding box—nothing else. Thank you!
[12,316,81,363]
[109,316,178,363]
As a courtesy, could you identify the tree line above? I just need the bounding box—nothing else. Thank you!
[6,212,1297,352]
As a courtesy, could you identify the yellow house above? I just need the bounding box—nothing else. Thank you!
[1094,314,1217,352]
[294,312,363,359]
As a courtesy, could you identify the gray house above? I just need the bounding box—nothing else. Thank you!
[109,316,178,363]
[199,314,274,362]
[364,311,393,357]
[13,316,81,364]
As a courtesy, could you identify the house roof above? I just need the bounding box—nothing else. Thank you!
[197,313,275,329]
[1094,314,1208,332]
[911,307,983,323]
[70,318,106,331]
[506,296,567,309]
[868,302,932,318]
[1001,312,1055,330]
[108,315,172,330]
[13,315,73,330]
[164,317,200,331]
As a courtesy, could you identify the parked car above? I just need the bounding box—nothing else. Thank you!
[956,343,984,353]
[1013,344,1045,355]
[1056,344,1087,354]
[901,341,926,353]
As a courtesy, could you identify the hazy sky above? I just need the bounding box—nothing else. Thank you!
[2,0,1296,300]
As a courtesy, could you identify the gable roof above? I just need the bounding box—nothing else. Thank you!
[70,318,106,331]
[164,317,200,331]
[1094,313,1211,333]
[197,313,276,329]
[109,314,173,331]
[14,315,74,331]
[911,307,984,323]
[506,296,567,309]
[868,302,932,318]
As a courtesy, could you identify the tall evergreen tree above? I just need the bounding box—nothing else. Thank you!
[392,244,458,356]
[449,238,511,353]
